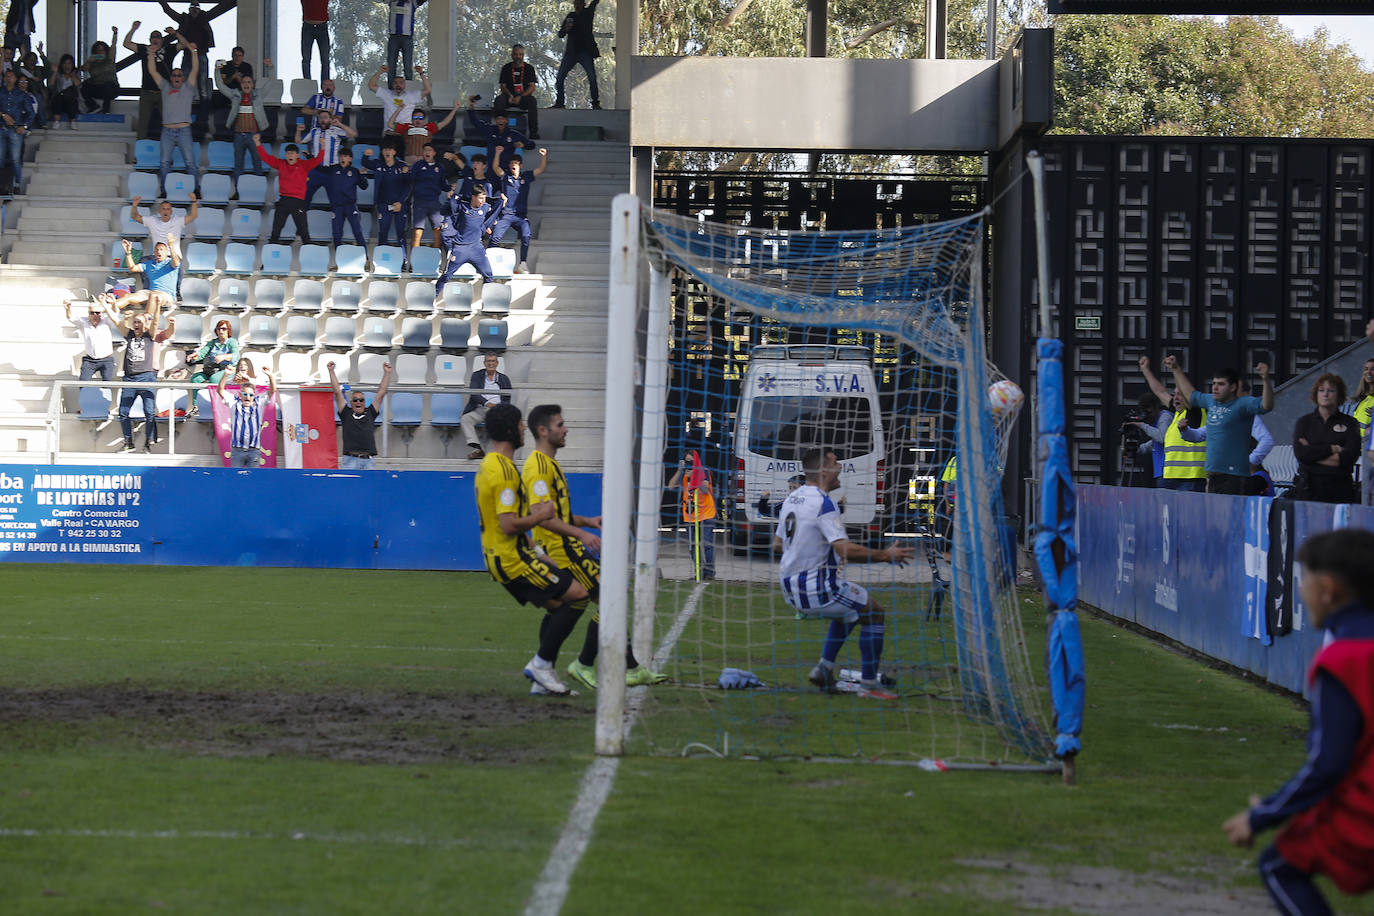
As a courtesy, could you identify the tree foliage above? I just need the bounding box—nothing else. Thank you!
[1054,15,1374,137]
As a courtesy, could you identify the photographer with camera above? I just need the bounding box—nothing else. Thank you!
[1123,390,1171,488]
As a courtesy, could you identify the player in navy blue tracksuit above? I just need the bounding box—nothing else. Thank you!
[457,153,495,202]
[491,146,546,274]
[407,141,449,255]
[466,100,534,173]
[318,148,369,246]
[360,145,411,249]
[435,186,504,296]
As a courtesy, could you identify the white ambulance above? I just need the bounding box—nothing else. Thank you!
[730,344,886,551]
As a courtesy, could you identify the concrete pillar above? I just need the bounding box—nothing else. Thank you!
[237,0,266,63]
[990,138,1030,518]
[48,0,76,57]
[614,0,637,109]
[427,0,456,81]
[630,145,652,204]
[805,0,826,57]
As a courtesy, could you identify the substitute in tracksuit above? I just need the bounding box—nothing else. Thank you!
[255,134,324,243]
[407,141,449,254]
[299,110,357,208]
[491,146,546,275]
[457,153,495,202]
[319,147,368,246]
[466,98,534,173]
[361,145,411,249]
[435,186,503,297]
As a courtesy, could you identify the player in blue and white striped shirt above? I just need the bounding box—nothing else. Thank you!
[775,447,913,699]
[218,369,277,467]
[386,0,428,79]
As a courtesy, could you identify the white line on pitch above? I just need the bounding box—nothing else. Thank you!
[0,634,501,654]
[524,582,708,916]
[0,827,469,848]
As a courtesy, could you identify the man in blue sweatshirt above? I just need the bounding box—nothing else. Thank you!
[407,140,449,256]
[319,147,368,246]
[435,186,503,297]
[0,67,35,193]
[466,97,534,173]
[491,146,546,275]
[361,145,411,249]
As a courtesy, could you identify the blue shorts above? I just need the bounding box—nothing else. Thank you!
[412,198,445,229]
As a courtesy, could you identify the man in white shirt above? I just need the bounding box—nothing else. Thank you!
[64,294,118,382]
[130,192,198,258]
[368,65,430,136]
[775,447,913,700]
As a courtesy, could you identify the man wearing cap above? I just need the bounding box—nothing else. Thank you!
[327,360,392,470]
[65,293,119,384]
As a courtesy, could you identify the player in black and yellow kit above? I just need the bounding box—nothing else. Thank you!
[475,403,588,696]
[523,404,667,690]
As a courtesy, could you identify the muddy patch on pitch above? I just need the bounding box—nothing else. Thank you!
[954,857,1268,915]
[0,687,589,765]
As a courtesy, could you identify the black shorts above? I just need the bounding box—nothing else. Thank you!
[556,543,601,604]
[494,555,576,607]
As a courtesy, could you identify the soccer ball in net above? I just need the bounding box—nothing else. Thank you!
[987,379,1024,419]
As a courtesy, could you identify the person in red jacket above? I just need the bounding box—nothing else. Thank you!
[253,132,324,244]
[1224,527,1374,915]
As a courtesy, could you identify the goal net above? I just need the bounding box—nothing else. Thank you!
[597,195,1055,768]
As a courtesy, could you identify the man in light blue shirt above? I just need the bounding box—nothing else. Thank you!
[1163,355,1273,495]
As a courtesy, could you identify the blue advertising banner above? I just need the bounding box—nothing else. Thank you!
[0,465,604,572]
[1079,485,1374,695]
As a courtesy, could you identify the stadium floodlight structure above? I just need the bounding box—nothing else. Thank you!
[596,193,1059,770]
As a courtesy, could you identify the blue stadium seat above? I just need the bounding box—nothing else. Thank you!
[440,281,473,315]
[179,279,211,313]
[121,206,148,236]
[134,139,159,169]
[389,393,423,427]
[128,171,158,200]
[400,317,432,349]
[334,244,367,277]
[172,142,202,171]
[323,316,356,349]
[207,140,235,171]
[236,174,268,205]
[326,280,361,313]
[364,280,399,313]
[360,318,394,349]
[199,173,232,205]
[259,244,294,276]
[244,315,280,348]
[166,172,195,202]
[393,352,429,385]
[283,315,318,348]
[306,209,332,240]
[372,245,404,277]
[403,280,436,313]
[488,247,515,279]
[431,393,465,428]
[216,277,251,310]
[171,312,204,346]
[254,278,286,311]
[290,279,324,312]
[193,207,225,239]
[109,239,132,269]
[78,385,111,419]
[438,317,468,350]
[298,244,331,276]
[357,179,375,209]
[408,246,440,278]
[229,208,262,240]
[224,242,256,274]
[479,283,511,315]
[433,354,467,385]
[459,145,485,166]
[184,242,219,274]
[477,318,508,351]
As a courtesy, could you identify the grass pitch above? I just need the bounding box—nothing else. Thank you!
[1,563,1371,914]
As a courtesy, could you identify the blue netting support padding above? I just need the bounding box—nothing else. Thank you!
[1034,337,1085,759]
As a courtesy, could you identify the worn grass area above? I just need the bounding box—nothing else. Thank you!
[1,564,1370,914]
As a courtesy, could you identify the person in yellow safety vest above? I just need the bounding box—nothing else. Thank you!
[1140,355,1207,493]
[668,449,716,580]
[939,456,957,560]
[1349,358,1374,443]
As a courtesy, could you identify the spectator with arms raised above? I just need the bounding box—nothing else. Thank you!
[491,146,546,274]
[553,0,601,110]
[1162,355,1272,495]
[254,132,324,244]
[65,294,119,385]
[369,65,429,139]
[327,360,391,470]
[147,45,201,199]
[78,30,120,114]
[215,63,269,200]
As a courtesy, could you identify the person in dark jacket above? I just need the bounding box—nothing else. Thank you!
[434,186,503,295]
[360,145,411,248]
[553,0,600,110]
[318,147,368,246]
[1292,372,1362,504]
[461,352,513,459]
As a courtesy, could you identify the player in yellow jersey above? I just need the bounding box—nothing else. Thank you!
[523,404,667,690]
[474,403,589,696]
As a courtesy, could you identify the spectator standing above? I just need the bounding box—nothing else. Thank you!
[15,72,40,131]
[148,47,201,199]
[327,360,391,470]
[1349,357,1374,445]
[1292,373,1361,504]
[399,104,459,164]
[65,295,119,384]
[456,152,494,200]
[124,23,181,139]
[467,97,534,172]
[370,65,430,138]
[215,65,269,199]
[297,109,357,206]
[0,67,33,194]
[318,146,368,246]
[460,352,512,459]
[301,77,344,130]
[1163,356,1272,495]
[217,368,277,467]
[254,133,324,243]
[131,193,198,261]
[494,44,540,140]
[1127,390,1173,488]
[670,449,717,580]
[48,53,81,129]
[159,0,235,101]
[385,0,427,81]
[406,141,450,254]
[78,31,120,114]
[116,237,181,313]
[3,0,37,57]
[434,186,503,295]
[1139,356,1204,492]
[116,304,166,453]
[300,0,330,80]
[553,0,601,110]
[1223,528,1374,916]
[491,146,546,274]
[217,45,253,92]
[189,318,240,389]
[360,145,410,247]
